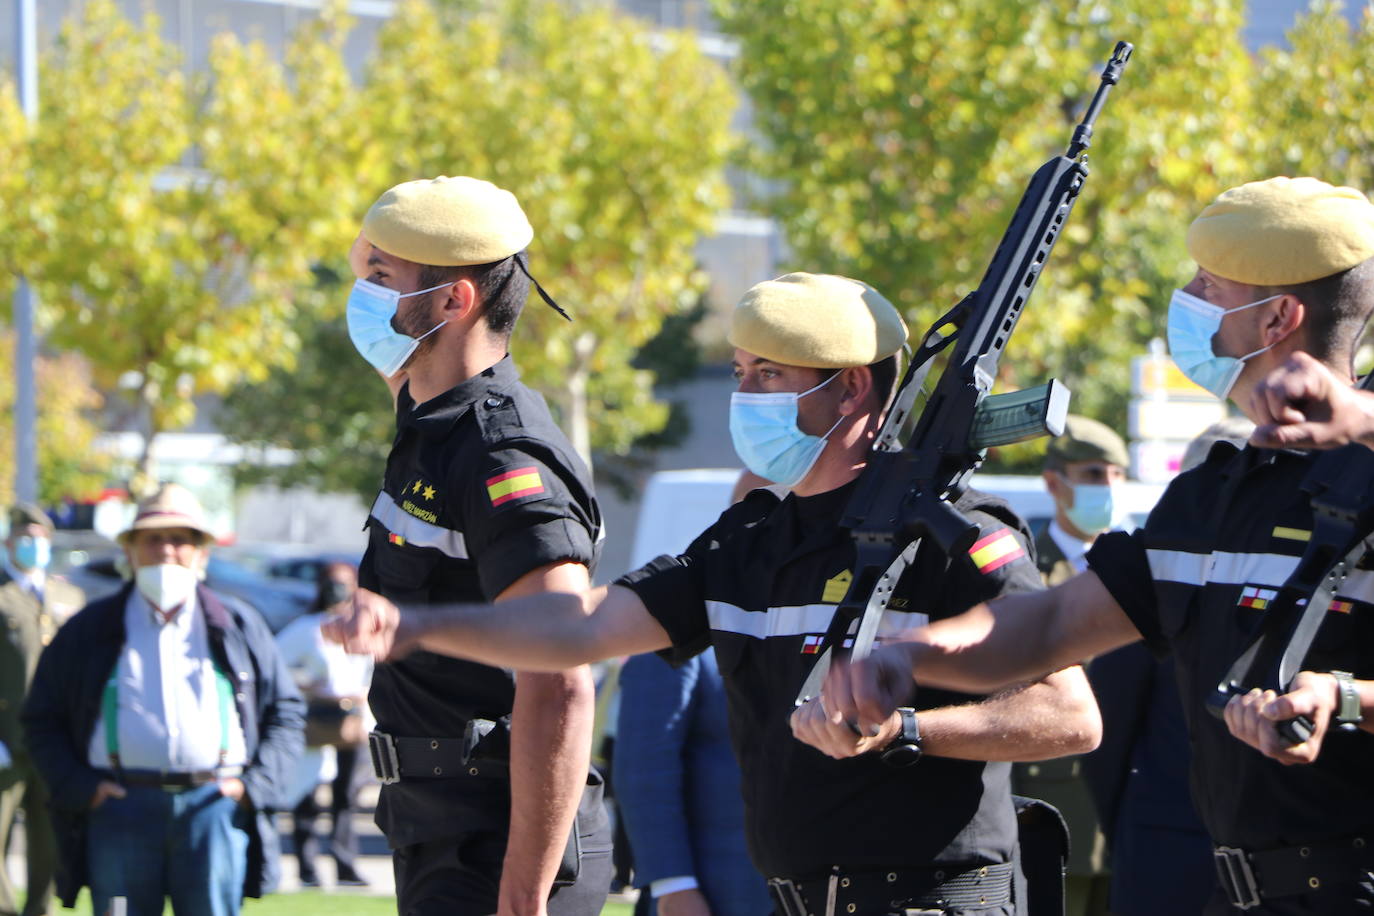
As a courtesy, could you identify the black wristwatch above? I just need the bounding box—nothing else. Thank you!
[1332,670,1364,731]
[879,707,923,768]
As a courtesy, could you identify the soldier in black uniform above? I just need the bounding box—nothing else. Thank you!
[818,177,1374,915]
[332,272,1103,915]
[344,176,610,915]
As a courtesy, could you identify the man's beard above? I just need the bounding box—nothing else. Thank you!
[391,292,443,367]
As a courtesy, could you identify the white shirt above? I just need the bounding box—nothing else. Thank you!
[274,612,374,703]
[1047,518,1092,575]
[88,589,247,772]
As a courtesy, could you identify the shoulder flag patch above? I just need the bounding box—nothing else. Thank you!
[486,466,545,507]
[969,528,1025,574]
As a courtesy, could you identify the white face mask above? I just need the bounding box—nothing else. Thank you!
[135,563,199,613]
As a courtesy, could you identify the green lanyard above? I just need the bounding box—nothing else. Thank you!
[103,665,235,771]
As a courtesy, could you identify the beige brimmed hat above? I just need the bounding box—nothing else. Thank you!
[728,272,909,368]
[118,483,214,545]
[360,176,534,267]
[1186,177,1374,285]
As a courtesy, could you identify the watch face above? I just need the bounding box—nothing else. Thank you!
[880,742,923,768]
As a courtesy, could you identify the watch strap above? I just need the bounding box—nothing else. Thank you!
[879,707,922,768]
[1332,670,1363,729]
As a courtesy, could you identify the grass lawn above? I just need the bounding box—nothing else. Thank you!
[55,890,636,915]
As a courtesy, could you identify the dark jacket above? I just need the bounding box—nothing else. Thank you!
[21,583,305,907]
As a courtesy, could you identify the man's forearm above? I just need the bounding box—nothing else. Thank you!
[408,591,604,670]
[918,669,1102,762]
[500,668,596,914]
[903,573,1139,694]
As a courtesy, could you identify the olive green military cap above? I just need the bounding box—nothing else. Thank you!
[360,176,534,267]
[8,502,53,533]
[728,272,909,368]
[1044,415,1129,471]
[1186,177,1374,285]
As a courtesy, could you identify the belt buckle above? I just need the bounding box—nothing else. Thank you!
[368,730,401,785]
[767,878,808,916]
[1214,845,1262,910]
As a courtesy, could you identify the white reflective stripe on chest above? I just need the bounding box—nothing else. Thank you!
[705,600,929,639]
[1147,549,1299,588]
[370,491,468,559]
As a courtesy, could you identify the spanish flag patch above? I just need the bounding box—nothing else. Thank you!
[968,528,1025,574]
[486,466,546,507]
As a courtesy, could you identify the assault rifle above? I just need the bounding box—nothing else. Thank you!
[795,41,1133,704]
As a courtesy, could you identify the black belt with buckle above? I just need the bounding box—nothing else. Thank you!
[768,862,1015,916]
[368,728,508,785]
[1214,836,1373,910]
[118,766,244,790]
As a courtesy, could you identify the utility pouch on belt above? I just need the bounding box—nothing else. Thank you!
[1014,795,1069,916]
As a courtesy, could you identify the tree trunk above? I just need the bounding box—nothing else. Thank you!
[566,330,596,471]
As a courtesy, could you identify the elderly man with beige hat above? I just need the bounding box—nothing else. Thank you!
[330,271,1102,916]
[818,176,1374,915]
[341,176,609,916]
[22,483,303,916]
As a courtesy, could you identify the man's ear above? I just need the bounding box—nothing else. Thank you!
[1043,469,1069,505]
[838,366,875,416]
[441,276,479,323]
[1263,293,1305,349]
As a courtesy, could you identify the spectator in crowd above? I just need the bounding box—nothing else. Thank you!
[22,483,303,916]
[1013,415,1129,916]
[0,503,83,916]
[614,648,771,916]
[1080,419,1252,916]
[275,561,373,889]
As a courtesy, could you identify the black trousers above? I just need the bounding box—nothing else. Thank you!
[292,744,368,874]
[392,776,613,916]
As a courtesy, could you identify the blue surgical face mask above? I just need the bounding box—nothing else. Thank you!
[12,535,50,571]
[346,278,455,377]
[1166,288,1281,399]
[1064,484,1114,536]
[729,373,844,487]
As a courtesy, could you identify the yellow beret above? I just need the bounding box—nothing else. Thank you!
[1186,177,1374,285]
[361,176,534,267]
[728,272,908,368]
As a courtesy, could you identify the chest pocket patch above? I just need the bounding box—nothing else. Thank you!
[485,465,548,509]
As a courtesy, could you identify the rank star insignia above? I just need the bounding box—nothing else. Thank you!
[411,480,423,495]
[422,485,436,501]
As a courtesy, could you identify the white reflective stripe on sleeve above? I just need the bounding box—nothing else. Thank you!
[370,491,469,559]
[1147,549,1298,588]
[705,600,928,639]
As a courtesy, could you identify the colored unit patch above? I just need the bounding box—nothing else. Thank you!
[822,570,853,603]
[486,466,545,507]
[968,529,1025,574]
[388,532,406,546]
[1238,586,1277,609]
[1330,599,1355,614]
[801,634,824,655]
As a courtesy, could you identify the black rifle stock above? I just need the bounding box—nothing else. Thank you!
[796,41,1133,704]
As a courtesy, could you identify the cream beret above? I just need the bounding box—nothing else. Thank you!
[728,272,908,368]
[1186,177,1374,285]
[361,176,534,267]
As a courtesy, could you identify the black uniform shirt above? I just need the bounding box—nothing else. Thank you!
[617,481,1043,879]
[360,356,602,846]
[1087,441,1374,850]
